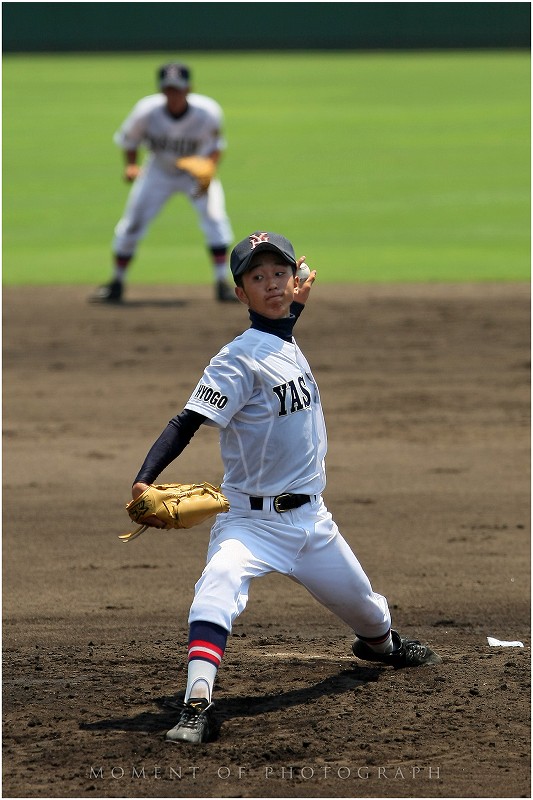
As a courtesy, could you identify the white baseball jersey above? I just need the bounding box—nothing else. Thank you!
[185,327,327,497]
[114,92,226,175]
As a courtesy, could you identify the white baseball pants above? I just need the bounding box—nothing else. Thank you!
[112,161,233,255]
[188,493,392,638]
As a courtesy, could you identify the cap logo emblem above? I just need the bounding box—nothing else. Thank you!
[249,232,269,249]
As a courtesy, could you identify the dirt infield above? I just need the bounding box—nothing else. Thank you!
[3,282,530,799]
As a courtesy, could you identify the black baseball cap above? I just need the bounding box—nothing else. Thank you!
[230,232,297,279]
[158,62,191,90]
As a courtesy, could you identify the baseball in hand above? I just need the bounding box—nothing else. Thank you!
[296,262,311,285]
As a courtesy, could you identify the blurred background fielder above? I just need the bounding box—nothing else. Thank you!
[90,61,236,305]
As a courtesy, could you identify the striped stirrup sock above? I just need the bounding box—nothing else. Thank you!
[185,621,228,702]
[357,629,394,654]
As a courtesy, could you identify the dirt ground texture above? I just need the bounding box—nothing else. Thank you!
[3,282,530,799]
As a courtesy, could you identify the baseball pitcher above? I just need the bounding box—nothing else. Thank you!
[124,231,441,744]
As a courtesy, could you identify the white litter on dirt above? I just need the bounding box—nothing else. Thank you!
[487,637,524,647]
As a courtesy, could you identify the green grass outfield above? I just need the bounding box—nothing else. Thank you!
[3,51,530,285]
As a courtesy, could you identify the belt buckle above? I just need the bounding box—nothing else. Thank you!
[273,493,290,513]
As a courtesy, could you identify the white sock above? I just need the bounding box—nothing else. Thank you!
[185,660,218,703]
[365,632,394,654]
[214,263,229,282]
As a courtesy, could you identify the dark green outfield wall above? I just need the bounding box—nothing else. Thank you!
[3,2,530,52]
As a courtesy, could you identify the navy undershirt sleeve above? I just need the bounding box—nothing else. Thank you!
[133,408,206,486]
[291,300,305,319]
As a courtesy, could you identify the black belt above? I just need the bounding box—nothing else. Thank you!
[250,493,311,513]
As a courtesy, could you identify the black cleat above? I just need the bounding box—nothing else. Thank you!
[165,698,214,744]
[352,630,441,669]
[215,280,238,303]
[88,280,123,304]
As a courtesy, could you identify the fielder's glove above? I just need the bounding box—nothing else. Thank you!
[120,482,230,543]
[176,156,216,193]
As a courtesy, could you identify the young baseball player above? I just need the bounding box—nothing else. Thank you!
[90,61,236,305]
[130,231,441,744]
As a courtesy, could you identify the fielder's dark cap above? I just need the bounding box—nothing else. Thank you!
[230,232,297,279]
[158,62,191,90]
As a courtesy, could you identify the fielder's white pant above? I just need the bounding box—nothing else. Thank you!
[112,160,233,256]
[188,492,391,638]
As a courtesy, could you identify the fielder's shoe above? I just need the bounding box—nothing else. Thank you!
[352,630,441,669]
[215,280,238,303]
[166,698,214,744]
[88,280,123,304]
